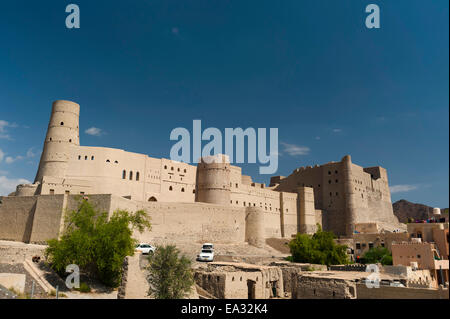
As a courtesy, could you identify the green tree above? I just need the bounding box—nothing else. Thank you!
[288,225,349,266]
[45,199,151,287]
[362,247,393,265]
[147,245,194,299]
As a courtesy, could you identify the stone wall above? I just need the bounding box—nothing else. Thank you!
[0,195,65,243]
[291,273,357,299]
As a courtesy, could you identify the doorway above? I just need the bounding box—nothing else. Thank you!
[247,280,256,299]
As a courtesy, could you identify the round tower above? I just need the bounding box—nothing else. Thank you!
[245,207,265,248]
[34,100,80,183]
[342,155,357,236]
[195,154,231,205]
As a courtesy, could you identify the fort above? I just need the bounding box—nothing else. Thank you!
[0,100,404,245]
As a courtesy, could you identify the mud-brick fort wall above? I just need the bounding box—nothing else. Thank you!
[272,155,400,236]
[0,194,253,245]
[0,195,66,244]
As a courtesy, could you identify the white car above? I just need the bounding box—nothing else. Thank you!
[197,249,214,262]
[202,243,214,251]
[135,243,156,254]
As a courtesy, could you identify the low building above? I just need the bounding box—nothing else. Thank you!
[391,240,449,286]
[194,262,284,299]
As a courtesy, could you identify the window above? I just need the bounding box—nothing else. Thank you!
[129,171,133,180]
[106,159,110,162]
[49,189,55,195]
[335,179,338,183]
[335,170,338,174]
[80,192,85,195]
[181,188,185,192]
[85,156,88,160]
[65,190,70,195]
[356,243,361,249]
[78,155,81,160]
[417,255,421,259]
[164,165,167,169]
[177,168,180,172]
[369,243,374,249]
[69,139,72,142]
[169,186,173,191]
[171,167,174,171]
[328,180,331,184]
[122,170,126,179]
[114,160,118,164]
[91,156,94,160]
[328,171,331,175]
[184,169,187,173]
[60,122,64,125]
[136,172,140,181]
[193,189,196,194]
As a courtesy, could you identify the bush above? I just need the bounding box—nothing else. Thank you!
[147,245,194,299]
[288,224,349,266]
[75,282,91,293]
[45,199,151,287]
[362,247,393,265]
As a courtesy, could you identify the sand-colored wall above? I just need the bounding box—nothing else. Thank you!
[0,195,65,243]
[274,155,401,236]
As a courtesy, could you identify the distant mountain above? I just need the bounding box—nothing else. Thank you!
[392,199,437,223]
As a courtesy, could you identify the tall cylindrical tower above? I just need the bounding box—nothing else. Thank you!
[34,100,80,183]
[342,155,357,236]
[245,207,265,248]
[195,154,231,205]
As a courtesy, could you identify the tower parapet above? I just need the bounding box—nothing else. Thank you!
[34,100,80,183]
[195,154,231,205]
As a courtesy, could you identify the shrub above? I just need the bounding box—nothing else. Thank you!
[362,247,393,265]
[75,282,91,293]
[45,200,151,287]
[288,224,349,266]
[147,245,194,299]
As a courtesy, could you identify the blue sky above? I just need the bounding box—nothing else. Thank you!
[0,1,448,207]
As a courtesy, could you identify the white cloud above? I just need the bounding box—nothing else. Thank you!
[280,142,310,156]
[390,184,418,194]
[5,155,24,164]
[0,147,37,165]
[0,120,9,132]
[315,136,321,140]
[0,120,17,140]
[85,127,104,136]
[26,147,37,158]
[0,175,31,196]
[332,128,342,133]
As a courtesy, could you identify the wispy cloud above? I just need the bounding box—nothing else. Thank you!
[280,142,310,156]
[332,128,342,133]
[5,155,24,164]
[0,147,38,165]
[171,27,179,35]
[390,184,419,193]
[0,120,17,140]
[26,147,37,158]
[85,127,104,136]
[0,175,31,196]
